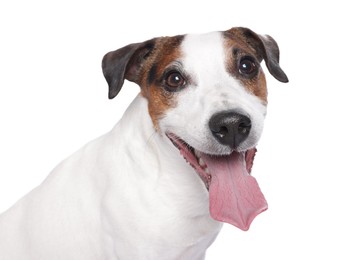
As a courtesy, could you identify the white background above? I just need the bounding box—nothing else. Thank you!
[1,0,339,259]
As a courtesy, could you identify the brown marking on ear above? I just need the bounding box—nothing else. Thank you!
[224,37,268,103]
[138,35,184,129]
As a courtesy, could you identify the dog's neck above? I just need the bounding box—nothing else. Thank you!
[103,94,222,256]
[115,94,157,147]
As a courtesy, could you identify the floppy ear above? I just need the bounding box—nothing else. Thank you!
[102,39,156,99]
[227,27,289,83]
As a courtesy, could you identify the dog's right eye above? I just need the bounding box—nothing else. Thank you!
[164,71,186,90]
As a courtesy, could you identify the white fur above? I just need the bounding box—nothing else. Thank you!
[0,95,222,260]
[0,32,267,259]
[160,32,267,155]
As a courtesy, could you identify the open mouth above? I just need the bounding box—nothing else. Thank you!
[167,133,268,231]
[167,133,257,190]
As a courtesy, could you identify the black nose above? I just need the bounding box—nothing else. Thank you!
[209,111,251,148]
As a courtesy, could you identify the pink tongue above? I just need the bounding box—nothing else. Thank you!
[201,152,268,231]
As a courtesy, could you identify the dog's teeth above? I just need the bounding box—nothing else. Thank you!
[199,158,206,167]
[204,167,210,174]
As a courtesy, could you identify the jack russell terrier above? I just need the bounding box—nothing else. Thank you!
[0,27,288,259]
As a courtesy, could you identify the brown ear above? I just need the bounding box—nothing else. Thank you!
[227,27,289,83]
[102,39,156,99]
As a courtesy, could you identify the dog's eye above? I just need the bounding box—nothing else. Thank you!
[239,57,257,76]
[165,71,185,89]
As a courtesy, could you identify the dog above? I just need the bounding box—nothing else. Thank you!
[0,27,288,259]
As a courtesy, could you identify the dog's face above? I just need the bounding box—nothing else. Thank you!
[102,27,287,155]
[157,31,269,156]
[102,27,288,230]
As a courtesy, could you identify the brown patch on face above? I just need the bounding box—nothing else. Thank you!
[137,35,184,129]
[223,33,268,104]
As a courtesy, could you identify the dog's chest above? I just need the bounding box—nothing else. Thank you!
[102,191,222,259]
[107,217,221,259]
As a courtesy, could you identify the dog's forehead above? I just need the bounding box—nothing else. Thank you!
[180,31,227,81]
[146,31,241,81]
[181,31,225,63]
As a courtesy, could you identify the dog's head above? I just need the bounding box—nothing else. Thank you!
[102,27,288,230]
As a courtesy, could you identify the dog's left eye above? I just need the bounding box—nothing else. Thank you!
[165,71,186,90]
[239,57,258,76]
